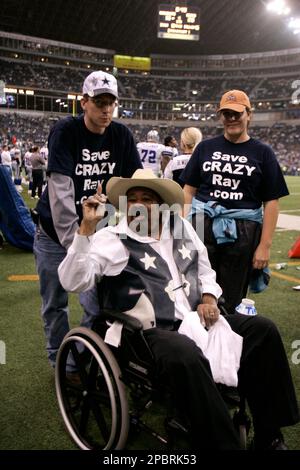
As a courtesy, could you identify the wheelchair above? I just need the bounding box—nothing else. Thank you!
[55,306,251,450]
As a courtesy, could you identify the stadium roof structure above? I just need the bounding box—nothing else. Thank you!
[1,0,300,56]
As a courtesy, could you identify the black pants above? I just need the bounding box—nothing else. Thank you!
[226,313,299,433]
[144,328,241,450]
[31,169,44,198]
[144,314,299,450]
[193,215,262,315]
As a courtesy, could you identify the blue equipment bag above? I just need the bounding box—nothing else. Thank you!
[0,166,35,251]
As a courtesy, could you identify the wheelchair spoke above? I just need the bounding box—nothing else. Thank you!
[78,396,91,435]
[86,357,112,442]
[89,393,110,441]
[87,356,99,385]
[69,342,89,386]
[82,357,111,441]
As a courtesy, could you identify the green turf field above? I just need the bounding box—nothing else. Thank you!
[0,177,299,450]
[280,177,300,215]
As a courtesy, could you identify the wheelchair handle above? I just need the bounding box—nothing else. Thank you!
[102,309,143,333]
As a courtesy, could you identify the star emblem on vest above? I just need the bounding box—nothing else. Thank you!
[102,77,110,86]
[140,253,157,270]
[165,280,176,302]
[178,244,192,260]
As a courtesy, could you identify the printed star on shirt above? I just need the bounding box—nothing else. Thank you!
[178,244,192,260]
[102,77,110,86]
[140,253,157,270]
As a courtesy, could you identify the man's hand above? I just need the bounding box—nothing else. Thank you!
[197,302,220,328]
[79,183,107,236]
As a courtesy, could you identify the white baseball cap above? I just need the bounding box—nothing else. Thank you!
[82,70,118,99]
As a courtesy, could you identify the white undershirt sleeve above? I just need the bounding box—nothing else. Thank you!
[58,230,129,293]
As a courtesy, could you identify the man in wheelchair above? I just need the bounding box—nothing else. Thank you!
[58,169,299,450]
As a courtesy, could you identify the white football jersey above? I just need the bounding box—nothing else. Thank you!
[40,146,49,159]
[137,141,166,176]
[164,153,191,185]
[163,145,178,158]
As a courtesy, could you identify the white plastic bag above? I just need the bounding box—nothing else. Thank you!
[178,311,208,351]
[179,312,243,387]
[205,316,243,387]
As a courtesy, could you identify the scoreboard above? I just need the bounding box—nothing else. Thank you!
[158,4,200,41]
[114,55,151,71]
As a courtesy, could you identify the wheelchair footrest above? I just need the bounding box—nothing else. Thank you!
[129,414,168,445]
[165,417,188,434]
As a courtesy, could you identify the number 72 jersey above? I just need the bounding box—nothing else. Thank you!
[137,141,166,176]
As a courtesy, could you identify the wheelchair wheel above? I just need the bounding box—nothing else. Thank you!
[55,327,129,450]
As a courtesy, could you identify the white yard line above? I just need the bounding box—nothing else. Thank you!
[281,209,300,213]
[277,213,300,231]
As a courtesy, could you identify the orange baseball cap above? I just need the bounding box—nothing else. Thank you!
[217,90,251,112]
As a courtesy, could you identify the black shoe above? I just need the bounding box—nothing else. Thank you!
[268,437,288,450]
[251,431,288,451]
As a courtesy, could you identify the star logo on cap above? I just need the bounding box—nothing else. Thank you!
[226,94,237,102]
[140,253,157,270]
[102,77,110,86]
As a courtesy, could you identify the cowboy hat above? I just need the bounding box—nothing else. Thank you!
[106,169,184,210]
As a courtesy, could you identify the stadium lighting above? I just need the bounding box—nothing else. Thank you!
[288,17,300,34]
[266,0,291,16]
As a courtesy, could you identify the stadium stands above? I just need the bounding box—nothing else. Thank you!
[1,31,300,175]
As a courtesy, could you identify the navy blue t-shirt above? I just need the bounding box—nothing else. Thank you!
[180,135,289,209]
[37,115,142,240]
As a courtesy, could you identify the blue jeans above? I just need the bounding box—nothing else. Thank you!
[33,227,100,368]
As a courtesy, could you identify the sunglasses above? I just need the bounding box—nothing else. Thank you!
[90,97,116,108]
[221,110,245,120]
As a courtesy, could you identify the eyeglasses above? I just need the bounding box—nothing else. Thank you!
[221,110,245,120]
[90,97,116,108]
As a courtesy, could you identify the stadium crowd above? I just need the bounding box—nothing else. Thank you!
[1,58,299,102]
[1,112,299,176]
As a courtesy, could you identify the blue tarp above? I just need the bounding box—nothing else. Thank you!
[0,166,35,251]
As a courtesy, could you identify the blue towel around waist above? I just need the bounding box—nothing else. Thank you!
[188,199,263,244]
